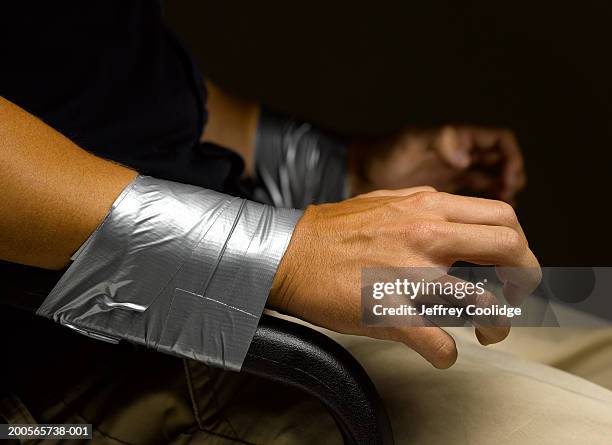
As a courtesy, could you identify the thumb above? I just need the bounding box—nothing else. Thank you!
[434,126,471,169]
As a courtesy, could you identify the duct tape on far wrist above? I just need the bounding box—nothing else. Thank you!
[254,109,348,208]
[36,175,303,371]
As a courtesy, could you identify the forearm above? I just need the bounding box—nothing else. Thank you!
[0,97,137,270]
[200,82,348,207]
[1,97,301,369]
[200,81,260,176]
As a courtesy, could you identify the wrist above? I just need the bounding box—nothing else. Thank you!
[253,110,348,208]
[39,176,302,370]
[269,205,317,316]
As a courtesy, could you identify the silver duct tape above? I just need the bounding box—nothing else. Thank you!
[254,110,348,209]
[36,176,302,370]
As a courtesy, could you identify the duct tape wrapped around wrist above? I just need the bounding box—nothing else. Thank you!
[36,175,302,371]
[254,109,348,208]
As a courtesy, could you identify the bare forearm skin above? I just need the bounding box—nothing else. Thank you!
[0,97,137,270]
[0,80,258,270]
[200,81,260,177]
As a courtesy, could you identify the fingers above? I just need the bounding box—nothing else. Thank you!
[465,127,526,201]
[474,150,503,166]
[434,196,541,303]
[432,126,471,169]
[475,327,511,346]
[496,266,543,306]
[400,192,541,300]
[399,191,540,284]
[373,325,458,369]
[363,283,458,368]
[419,221,540,306]
[434,126,527,201]
[429,222,536,267]
[412,274,511,345]
[346,188,540,361]
[406,191,526,237]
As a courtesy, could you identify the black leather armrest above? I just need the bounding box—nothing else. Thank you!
[244,314,395,445]
[1,261,395,444]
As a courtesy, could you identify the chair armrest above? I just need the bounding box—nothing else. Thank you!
[1,261,395,444]
[244,314,395,445]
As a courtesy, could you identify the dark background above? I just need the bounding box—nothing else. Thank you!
[165,1,612,266]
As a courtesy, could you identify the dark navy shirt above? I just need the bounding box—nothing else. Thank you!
[0,1,254,391]
[0,1,247,312]
[1,0,245,194]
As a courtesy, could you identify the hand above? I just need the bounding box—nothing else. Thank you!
[349,126,526,204]
[269,187,541,369]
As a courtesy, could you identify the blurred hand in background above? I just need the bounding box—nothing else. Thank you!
[349,126,526,205]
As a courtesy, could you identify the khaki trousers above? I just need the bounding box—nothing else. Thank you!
[3,321,612,445]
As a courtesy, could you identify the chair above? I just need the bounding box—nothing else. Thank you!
[0,261,395,445]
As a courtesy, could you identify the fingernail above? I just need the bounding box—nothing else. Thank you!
[476,329,490,346]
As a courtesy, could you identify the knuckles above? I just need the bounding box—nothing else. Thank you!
[402,220,446,247]
[494,200,519,227]
[495,227,525,255]
[407,191,441,210]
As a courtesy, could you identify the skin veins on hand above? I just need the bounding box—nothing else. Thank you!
[271,187,540,369]
[1,87,537,370]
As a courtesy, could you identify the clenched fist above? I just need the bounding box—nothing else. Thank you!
[349,126,526,204]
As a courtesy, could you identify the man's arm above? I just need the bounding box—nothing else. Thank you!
[0,96,300,370]
[201,81,259,176]
[0,96,137,270]
[0,95,541,369]
[201,82,526,204]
